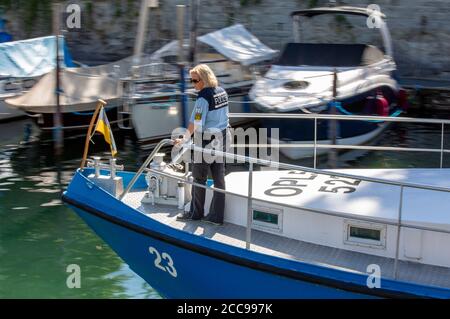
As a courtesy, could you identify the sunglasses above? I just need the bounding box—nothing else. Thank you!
[190,79,201,84]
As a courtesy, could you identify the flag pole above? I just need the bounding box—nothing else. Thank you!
[80,99,107,170]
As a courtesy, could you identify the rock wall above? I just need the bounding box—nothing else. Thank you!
[1,0,449,78]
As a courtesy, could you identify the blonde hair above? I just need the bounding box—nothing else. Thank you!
[189,64,218,88]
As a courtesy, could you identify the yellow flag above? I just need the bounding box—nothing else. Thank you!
[94,107,117,157]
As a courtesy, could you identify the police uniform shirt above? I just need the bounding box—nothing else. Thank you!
[190,87,229,132]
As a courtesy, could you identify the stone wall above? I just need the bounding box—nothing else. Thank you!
[1,0,449,78]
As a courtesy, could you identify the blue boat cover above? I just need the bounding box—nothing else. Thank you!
[0,35,75,78]
[0,18,12,43]
[0,32,12,43]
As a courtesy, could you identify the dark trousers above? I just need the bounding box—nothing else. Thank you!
[189,129,229,223]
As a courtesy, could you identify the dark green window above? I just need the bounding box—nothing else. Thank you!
[349,226,381,241]
[253,210,278,225]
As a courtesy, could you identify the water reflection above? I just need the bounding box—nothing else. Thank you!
[0,120,157,298]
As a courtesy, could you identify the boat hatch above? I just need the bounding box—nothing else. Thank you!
[252,205,283,233]
[344,220,387,249]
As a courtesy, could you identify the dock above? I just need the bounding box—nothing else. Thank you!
[399,77,450,111]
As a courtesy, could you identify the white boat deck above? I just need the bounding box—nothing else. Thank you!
[123,189,450,290]
[224,169,450,232]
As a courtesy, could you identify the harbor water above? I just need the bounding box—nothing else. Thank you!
[0,109,448,298]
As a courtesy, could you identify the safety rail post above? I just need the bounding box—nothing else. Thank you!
[246,162,254,250]
[393,185,404,279]
[440,123,445,169]
[314,117,318,169]
[119,139,173,200]
[327,70,338,169]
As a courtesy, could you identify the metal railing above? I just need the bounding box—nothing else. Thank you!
[229,112,450,169]
[119,138,174,201]
[119,135,450,280]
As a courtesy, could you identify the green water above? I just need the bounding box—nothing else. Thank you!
[0,112,448,298]
[0,120,159,299]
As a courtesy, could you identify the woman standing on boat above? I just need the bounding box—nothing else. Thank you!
[174,64,230,226]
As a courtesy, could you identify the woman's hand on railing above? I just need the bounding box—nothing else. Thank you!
[170,138,192,165]
[173,138,184,146]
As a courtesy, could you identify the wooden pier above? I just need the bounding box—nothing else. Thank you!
[399,77,450,111]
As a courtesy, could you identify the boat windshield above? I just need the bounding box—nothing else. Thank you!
[276,43,385,67]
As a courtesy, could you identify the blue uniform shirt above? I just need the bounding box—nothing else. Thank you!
[190,87,229,132]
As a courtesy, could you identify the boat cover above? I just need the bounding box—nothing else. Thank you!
[65,54,176,78]
[151,24,278,65]
[0,36,75,78]
[5,69,120,113]
[3,52,182,112]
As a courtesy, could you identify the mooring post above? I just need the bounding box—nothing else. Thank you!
[52,3,64,154]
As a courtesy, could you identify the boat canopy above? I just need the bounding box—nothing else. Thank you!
[291,6,386,18]
[197,24,278,65]
[290,6,393,57]
[277,43,385,67]
[151,24,278,66]
[0,36,75,78]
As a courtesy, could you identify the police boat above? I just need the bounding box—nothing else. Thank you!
[62,140,450,298]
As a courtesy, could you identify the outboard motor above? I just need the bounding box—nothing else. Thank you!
[142,153,192,209]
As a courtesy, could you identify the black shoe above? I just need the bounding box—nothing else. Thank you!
[176,212,192,221]
[202,217,223,226]
[176,212,202,221]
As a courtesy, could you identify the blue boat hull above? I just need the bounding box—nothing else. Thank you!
[260,85,398,142]
[62,169,450,298]
[71,206,370,298]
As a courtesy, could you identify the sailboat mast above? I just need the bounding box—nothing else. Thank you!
[188,0,199,65]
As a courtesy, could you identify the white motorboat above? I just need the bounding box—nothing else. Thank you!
[249,6,408,160]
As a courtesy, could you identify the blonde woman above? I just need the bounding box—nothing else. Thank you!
[174,64,230,226]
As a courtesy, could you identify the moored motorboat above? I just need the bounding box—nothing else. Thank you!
[249,6,408,160]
